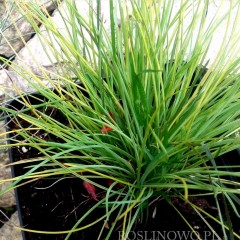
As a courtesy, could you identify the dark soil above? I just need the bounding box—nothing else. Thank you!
[6,93,240,240]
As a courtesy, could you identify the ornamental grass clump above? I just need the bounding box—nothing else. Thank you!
[1,0,240,239]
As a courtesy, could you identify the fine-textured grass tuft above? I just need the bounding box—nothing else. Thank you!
[1,0,240,239]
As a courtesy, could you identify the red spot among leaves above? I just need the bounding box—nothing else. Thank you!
[101,112,115,134]
[101,126,113,134]
[109,112,115,119]
[83,180,98,201]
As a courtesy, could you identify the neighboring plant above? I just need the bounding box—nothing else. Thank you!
[1,0,240,239]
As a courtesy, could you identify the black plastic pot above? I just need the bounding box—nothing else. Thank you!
[6,92,127,240]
